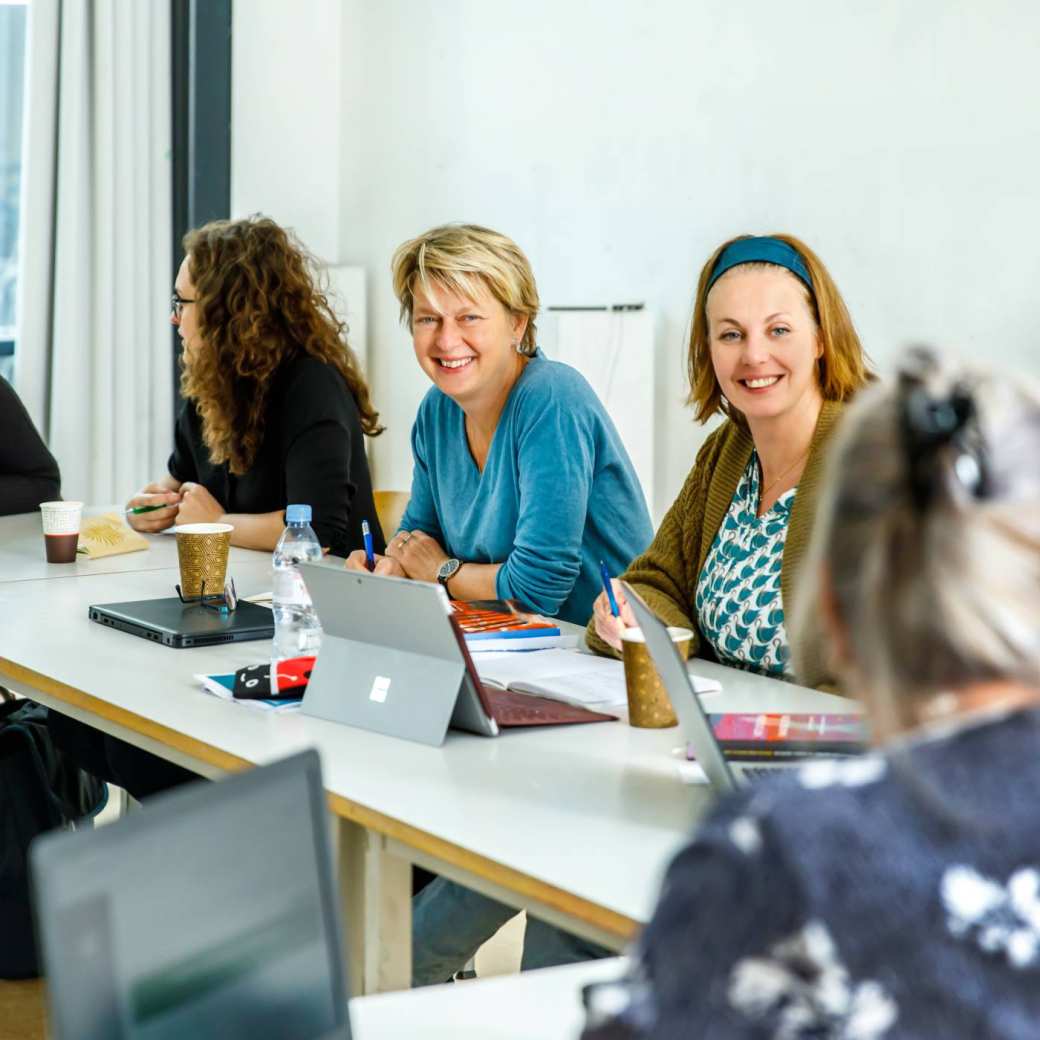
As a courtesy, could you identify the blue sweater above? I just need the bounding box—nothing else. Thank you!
[586,708,1040,1039]
[399,352,653,625]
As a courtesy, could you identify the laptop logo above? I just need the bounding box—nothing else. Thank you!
[369,676,391,703]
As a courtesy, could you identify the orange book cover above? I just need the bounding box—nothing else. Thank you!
[449,599,561,642]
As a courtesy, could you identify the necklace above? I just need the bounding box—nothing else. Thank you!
[759,448,810,501]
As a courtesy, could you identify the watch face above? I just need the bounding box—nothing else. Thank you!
[438,558,461,581]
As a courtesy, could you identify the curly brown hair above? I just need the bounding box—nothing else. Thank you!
[180,216,383,475]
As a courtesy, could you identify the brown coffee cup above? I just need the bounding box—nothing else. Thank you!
[621,626,693,728]
[174,523,233,598]
[39,501,84,563]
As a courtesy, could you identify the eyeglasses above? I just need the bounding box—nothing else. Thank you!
[175,577,238,616]
[170,292,197,320]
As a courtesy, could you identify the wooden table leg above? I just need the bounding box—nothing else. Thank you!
[0,978,47,1040]
[334,816,412,995]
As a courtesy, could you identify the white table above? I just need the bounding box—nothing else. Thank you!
[351,957,625,1038]
[0,540,858,996]
[0,508,180,582]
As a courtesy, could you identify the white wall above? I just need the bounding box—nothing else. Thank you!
[233,0,1040,520]
[231,0,342,261]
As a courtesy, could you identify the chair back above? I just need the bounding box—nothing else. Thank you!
[374,490,409,539]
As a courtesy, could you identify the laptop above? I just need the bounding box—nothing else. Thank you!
[31,750,351,1040]
[89,596,275,648]
[299,563,614,747]
[623,583,805,793]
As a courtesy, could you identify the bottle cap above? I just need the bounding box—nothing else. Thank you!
[286,504,312,524]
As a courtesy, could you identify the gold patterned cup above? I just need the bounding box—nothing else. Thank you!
[174,523,233,598]
[621,626,693,728]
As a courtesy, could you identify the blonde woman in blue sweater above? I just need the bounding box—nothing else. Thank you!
[347,223,653,985]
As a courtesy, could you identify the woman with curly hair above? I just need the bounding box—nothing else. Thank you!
[127,215,385,558]
[45,218,385,805]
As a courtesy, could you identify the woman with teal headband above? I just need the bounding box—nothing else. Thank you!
[588,233,873,688]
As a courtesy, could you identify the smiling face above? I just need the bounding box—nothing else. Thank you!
[410,280,528,412]
[706,265,823,428]
[171,255,202,364]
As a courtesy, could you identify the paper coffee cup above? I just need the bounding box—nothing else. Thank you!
[621,625,693,728]
[40,501,83,535]
[175,523,233,598]
[40,501,84,563]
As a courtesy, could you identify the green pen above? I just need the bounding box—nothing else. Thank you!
[126,503,170,515]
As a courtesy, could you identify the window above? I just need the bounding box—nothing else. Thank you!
[0,1,28,384]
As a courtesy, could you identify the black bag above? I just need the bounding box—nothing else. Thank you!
[0,699,107,979]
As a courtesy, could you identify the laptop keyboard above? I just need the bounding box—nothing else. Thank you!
[742,766,786,782]
[484,686,614,727]
[498,703,555,724]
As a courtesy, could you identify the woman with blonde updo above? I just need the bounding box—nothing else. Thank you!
[583,351,1040,1038]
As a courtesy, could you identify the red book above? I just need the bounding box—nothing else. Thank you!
[699,712,869,760]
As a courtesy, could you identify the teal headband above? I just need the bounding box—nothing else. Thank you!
[706,236,813,294]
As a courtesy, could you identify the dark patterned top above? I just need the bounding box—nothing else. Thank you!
[584,707,1040,1039]
[695,453,795,677]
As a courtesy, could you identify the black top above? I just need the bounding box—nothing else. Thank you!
[0,376,61,515]
[168,355,385,557]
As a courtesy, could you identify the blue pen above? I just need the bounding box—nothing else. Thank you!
[599,560,620,617]
[362,520,375,572]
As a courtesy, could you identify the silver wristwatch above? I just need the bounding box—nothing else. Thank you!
[437,558,462,588]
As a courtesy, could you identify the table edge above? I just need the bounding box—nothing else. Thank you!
[0,655,640,943]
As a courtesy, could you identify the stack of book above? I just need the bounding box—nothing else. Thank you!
[703,713,868,761]
[451,599,578,652]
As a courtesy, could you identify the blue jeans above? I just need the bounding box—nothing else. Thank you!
[411,877,610,987]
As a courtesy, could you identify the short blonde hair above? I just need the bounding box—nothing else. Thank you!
[390,224,540,355]
[791,350,1040,734]
[687,233,873,424]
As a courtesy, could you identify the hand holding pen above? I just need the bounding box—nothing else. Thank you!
[125,484,182,533]
[593,560,637,652]
[362,520,376,571]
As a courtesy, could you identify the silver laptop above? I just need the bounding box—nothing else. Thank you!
[31,750,351,1040]
[623,583,803,793]
[299,563,614,747]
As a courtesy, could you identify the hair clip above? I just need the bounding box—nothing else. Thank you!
[899,350,990,509]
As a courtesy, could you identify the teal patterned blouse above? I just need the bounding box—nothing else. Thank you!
[694,454,795,677]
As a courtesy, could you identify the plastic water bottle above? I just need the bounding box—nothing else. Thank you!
[271,504,323,664]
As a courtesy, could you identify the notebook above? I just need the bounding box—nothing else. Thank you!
[78,512,150,559]
[31,750,352,1039]
[473,647,721,710]
[76,513,151,561]
[196,672,303,713]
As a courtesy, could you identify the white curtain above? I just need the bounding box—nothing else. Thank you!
[16,0,173,504]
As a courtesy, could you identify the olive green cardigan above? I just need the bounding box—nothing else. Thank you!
[586,400,845,690]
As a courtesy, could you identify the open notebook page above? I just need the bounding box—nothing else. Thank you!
[471,648,720,709]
